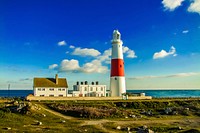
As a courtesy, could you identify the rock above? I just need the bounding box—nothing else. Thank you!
[125,116,128,119]
[14,101,19,105]
[116,126,121,130]
[5,127,11,130]
[142,125,148,129]
[42,114,46,117]
[146,111,152,116]
[165,108,172,115]
[132,115,136,118]
[37,122,42,125]
[137,127,154,133]
[61,120,66,123]
[177,126,182,130]
[185,108,189,111]
[172,111,178,115]
[147,129,154,133]
[126,127,131,131]
[84,129,87,132]
[141,110,146,114]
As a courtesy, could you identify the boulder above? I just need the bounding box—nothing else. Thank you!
[37,121,42,125]
[126,127,131,131]
[5,127,11,130]
[116,126,121,130]
[137,125,154,133]
[61,120,66,123]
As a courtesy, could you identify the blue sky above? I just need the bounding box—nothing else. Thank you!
[0,0,200,90]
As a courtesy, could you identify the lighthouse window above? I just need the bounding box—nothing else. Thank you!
[115,77,117,80]
[120,65,122,67]
[117,34,119,39]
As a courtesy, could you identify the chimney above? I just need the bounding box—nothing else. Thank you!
[55,74,58,84]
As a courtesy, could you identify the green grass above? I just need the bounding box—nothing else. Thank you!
[0,98,200,132]
[0,102,101,133]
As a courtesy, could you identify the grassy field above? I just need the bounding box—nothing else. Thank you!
[0,98,200,133]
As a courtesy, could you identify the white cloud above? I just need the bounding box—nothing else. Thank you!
[153,46,176,59]
[81,60,108,73]
[128,72,200,80]
[69,45,75,49]
[56,59,108,74]
[49,64,58,70]
[97,48,111,64]
[182,30,189,34]
[58,40,66,46]
[123,46,129,53]
[188,0,200,14]
[127,50,137,58]
[50,45,136,74]
[123,46,137,58]
[162,0,184,11]
[59,59,80,72]
[72,47,101,57]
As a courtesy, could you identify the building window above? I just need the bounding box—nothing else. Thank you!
[96,87,98,91]
[49,88,54,91]
[38,88,41,91]
[58,88,61,91]
[49,95,54,97]
[90,87,93,91]
[40,95,44,97]
[101,94,104,97]
[101,87,103,91]
[42,88,45,91]
[59,95,63,97]
[85,87,87,91]
[62,88,65,91]
[85,94,87,97]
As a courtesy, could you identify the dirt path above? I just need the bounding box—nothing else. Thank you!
[39,105,116,133]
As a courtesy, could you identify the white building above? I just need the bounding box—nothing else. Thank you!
[72,81,106,97]
[33,74,68,97]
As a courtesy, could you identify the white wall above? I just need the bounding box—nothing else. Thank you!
[72,84,106,97]
[110,76,126,97]
[34,87,67,97]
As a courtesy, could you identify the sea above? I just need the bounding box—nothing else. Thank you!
[0,89,200,98]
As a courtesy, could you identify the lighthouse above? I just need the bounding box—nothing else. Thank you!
[110,30,126,97]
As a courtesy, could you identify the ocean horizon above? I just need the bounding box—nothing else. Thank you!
[0,89,200,98]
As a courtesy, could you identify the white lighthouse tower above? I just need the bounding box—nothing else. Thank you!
[110,30,126,97]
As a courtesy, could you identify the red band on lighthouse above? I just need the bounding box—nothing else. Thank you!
[111,59,124,76]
